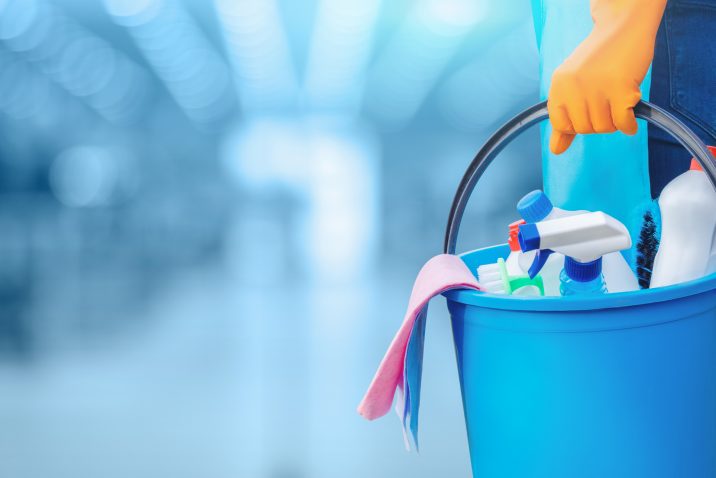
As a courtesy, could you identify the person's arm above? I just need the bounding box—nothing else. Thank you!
[548,0,668,154]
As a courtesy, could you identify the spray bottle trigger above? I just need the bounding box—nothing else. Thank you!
[528,249,554,279]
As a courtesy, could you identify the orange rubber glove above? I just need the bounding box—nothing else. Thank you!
[548,0,668,154]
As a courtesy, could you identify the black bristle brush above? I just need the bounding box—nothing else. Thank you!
[636,210,660,289]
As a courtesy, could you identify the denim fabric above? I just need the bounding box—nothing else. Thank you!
[649,0,716,197]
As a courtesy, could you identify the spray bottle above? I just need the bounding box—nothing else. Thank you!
[518,212,632,296]
[516,190,639,294]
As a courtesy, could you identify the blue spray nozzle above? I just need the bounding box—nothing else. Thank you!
[528,249,554,279]
[564,257,603,282]
[517,223,549,278]
[518,223,541,252]
[517,190,554,223]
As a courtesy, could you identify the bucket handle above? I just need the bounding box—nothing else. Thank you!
[444,100,716,255]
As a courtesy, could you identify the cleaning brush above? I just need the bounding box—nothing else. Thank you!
[636,210,660,289]
[477,258,510,294]
[477,258,544,296]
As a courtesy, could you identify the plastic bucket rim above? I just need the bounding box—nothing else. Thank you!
[442,245,716,312]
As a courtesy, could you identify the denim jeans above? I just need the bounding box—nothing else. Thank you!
[649,0,716,197]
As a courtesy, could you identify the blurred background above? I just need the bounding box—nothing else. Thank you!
[0,0,542,476]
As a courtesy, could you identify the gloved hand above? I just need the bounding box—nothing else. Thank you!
[548,0,667,154]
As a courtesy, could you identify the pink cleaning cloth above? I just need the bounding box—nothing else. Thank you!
[357,254,481,421]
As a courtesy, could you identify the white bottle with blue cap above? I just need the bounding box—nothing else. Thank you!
[517,190,639,294]
[518,212,633,296]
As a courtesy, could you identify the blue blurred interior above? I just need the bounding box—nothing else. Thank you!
[0,0,542,476]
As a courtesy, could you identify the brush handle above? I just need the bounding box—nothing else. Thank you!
[444,100,716,255]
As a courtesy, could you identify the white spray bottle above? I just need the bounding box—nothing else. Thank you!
[517,212,633,296]
[516,190,639,294]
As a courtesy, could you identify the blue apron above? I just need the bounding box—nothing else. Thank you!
[531,0,654,267]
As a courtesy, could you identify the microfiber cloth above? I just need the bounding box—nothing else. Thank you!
[357,254,481,449]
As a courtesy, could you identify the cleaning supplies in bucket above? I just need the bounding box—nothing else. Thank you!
[517,190,639,294]
[650,150,716,288]
[518,211,633,296]
[361,100,716,476]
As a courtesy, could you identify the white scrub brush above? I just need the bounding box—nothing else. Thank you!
[477,258,544,296]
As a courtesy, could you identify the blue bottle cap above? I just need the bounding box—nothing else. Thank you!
[517,223,540,252]
[517,190,554,223]
[564,257,602,282]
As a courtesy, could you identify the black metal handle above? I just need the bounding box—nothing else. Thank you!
[444,100,716,254]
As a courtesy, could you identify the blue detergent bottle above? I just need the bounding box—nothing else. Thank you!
[518,211,632,297]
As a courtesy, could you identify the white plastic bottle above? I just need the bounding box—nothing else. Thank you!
[516,190,639,294]
[650,158,716,288]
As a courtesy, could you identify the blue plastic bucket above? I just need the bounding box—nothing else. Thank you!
[442,101,716,477]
